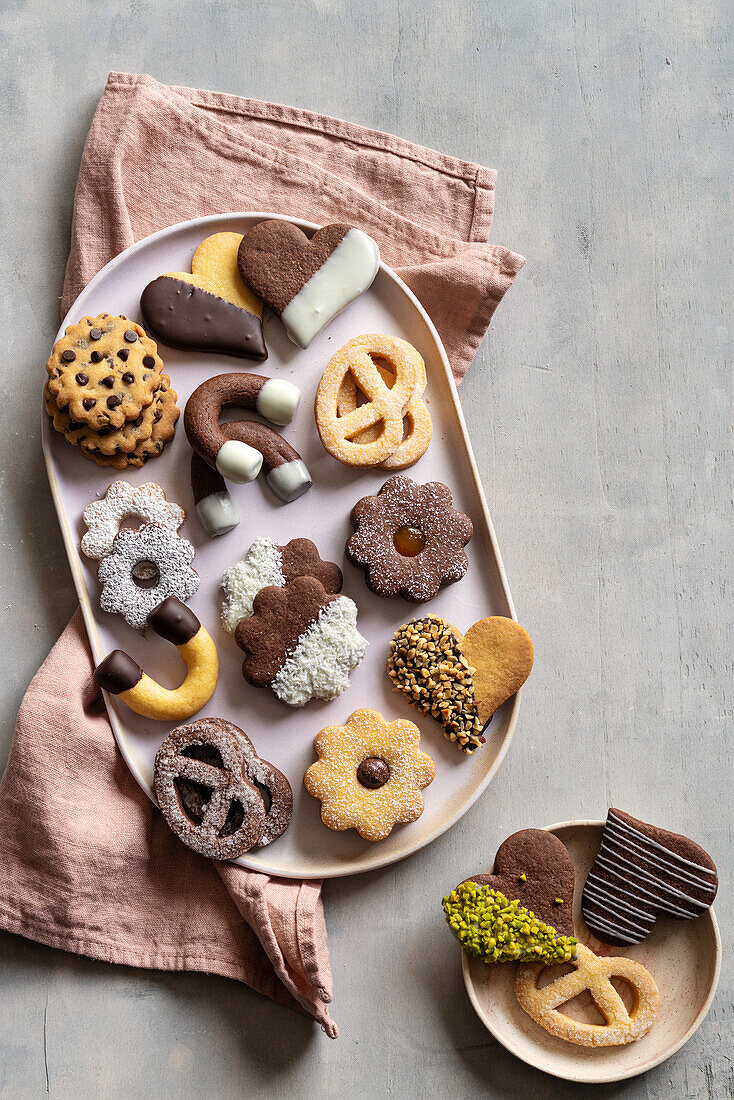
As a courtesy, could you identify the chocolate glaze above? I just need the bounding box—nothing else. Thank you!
[140,276,267,361]
[95,650,143,694]
[357,757,391,789]
[147,596,200,645]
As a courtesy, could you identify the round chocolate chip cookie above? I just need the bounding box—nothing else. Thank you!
[46,314,163,431]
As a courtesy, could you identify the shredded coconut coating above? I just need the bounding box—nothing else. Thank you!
[272,596,367,706]
[221,537,283,632]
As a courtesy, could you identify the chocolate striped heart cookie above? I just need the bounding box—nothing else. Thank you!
[581,808,718,945]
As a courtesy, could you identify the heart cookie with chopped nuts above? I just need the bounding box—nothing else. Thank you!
[386,614,533,753]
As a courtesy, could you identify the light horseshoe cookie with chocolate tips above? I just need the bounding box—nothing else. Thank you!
[235,576,367,707]
[94,597,218,722]
[237,220,380,348]
[184,372,311,502]
[581,808,718,945]
[141,231,267,361]
[221,536,343,632]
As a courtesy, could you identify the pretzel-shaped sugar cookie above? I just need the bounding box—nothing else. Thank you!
[315,334,424,466]
[514,943,659,1047]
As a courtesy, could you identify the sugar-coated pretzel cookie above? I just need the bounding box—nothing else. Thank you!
[46,315,162,431]
[336,339,432,470]
[347,475,473,600]
[315,335,424,466]
[153,717,265,859]
[221,536,342,632]
[190,453,239,539]
[209,719,293,847]
[184,371,302,484]
[97,522,199,630]
[235,576,367,707]
[141,232,267,361]
[81,481,185,560]
[515,943,660,1047]
[304,708,435,842]
[237,221,380,348]
[95,597,219,722]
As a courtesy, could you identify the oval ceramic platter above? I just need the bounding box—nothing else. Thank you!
[43,211,520,879]
[462,821,721,1083]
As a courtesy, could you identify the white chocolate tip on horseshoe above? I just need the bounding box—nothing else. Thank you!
[266,459,313,503]
[216,439,263,484]
[196,492,239,538]
[256,378,301,425]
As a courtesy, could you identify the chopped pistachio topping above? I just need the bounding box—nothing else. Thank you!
[554,897,564,905]
[442,882,578,964]
[519,873,527,882]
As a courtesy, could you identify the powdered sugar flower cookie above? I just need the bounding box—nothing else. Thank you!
[235,575,367,706]
[97,522,199,630]
[221,536,343,633]
[81,481,186,560]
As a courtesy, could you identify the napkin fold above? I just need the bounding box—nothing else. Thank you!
[1,73,523,1037]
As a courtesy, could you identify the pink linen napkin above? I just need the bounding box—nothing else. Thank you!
[0,73,524,1037]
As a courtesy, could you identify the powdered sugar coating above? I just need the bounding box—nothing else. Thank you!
[97,522,199,630]
[221,537,283,632]
[346,475,473,601]
[81,480,186,560]
[271,596,368,706]
[304,708,435,842]
[154,718,266,859]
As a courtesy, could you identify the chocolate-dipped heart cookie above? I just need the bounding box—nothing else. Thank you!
[386,614,534,754]
[141,232,267,361]
[581,808,718,945]
[237,220,380,348]
[462,828,576,936]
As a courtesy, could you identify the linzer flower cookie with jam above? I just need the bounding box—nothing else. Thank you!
[346,475,473,600]
[387,614,533,753]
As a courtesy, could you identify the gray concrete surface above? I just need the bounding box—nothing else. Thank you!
[1,0,731,1096]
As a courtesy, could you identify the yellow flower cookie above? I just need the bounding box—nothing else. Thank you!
[304,708,435,842]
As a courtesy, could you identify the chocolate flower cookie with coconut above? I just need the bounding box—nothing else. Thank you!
[235,576,367,706]
[346,475,473,600]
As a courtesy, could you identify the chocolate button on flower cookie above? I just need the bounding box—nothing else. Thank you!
[346,476,473,601]
[46,315,162,431]
[304,708,435,842]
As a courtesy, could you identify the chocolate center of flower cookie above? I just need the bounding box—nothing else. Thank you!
[357,757,391,789]
[131,558,161,589]
[393,525,426,557]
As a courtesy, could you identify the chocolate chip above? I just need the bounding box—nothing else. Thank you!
[89,328,102,340]
[101,376,115,388]
[82,398,96,410]
[107,395,122,408]
[124,330,138,343]
[122,372,135,383]
[142,355,156,368]
[61,349,76,362]
[357,758,391,789]
[117,348,130,361]
[75,372,89,385]
[90,350,103,363]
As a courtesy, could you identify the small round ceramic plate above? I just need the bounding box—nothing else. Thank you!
[461,820,721,1083]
